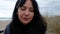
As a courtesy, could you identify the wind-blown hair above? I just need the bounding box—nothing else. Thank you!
[9,0,47,34]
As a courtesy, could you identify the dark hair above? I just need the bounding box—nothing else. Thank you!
[10,0,47,34]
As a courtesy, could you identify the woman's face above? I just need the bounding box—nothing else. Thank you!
[17,0,34,25]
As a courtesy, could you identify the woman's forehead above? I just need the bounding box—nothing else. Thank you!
[22,0,33,7]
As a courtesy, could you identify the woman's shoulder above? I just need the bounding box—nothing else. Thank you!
[4,24,10,34]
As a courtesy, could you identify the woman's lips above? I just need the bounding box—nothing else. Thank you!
[23,18,29,21]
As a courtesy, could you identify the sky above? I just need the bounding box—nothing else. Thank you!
[0,0,60,18]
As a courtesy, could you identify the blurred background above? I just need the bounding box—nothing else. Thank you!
[0,0,60,34]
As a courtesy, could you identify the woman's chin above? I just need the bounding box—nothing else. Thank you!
[22,21,30,25]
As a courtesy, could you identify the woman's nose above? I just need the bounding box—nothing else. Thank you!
[24,9,29,16]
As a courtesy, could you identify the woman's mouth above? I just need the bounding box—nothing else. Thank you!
[23,18,29,21]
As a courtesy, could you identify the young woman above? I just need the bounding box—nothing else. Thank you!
[4,0,47,34]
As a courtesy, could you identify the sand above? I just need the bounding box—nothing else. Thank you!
[0,20,11,30]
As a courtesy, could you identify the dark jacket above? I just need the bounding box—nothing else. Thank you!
[4,25,10,34]
[4,22,46,34]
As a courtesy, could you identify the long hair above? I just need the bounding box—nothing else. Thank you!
[9,0,47,34]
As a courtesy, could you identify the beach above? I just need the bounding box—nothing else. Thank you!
[0,20,11,31]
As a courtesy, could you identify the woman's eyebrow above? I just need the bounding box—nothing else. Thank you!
[21,6,26,8]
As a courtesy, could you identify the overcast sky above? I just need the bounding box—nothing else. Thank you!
[0,0,60,18]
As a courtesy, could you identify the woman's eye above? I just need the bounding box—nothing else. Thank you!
[29,7,34,12]
[20,6,26,11]
[21,8,26,11]
[29,9,34,12]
